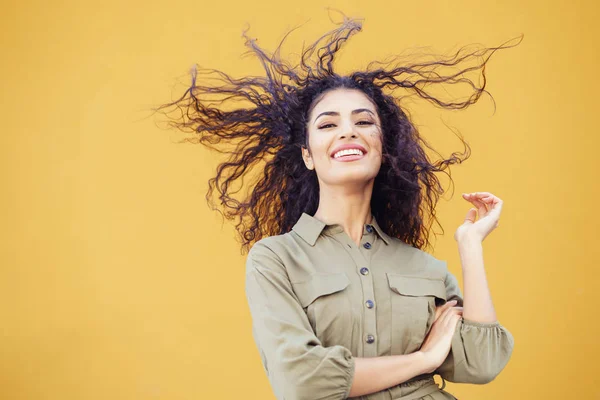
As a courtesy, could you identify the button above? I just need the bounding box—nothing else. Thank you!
[360,267,369,275]
[366,225,374,233]
[366,334,375,344]
[363,242,372,249]
[365,300,374,309]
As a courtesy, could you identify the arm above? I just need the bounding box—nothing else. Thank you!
[435,191,514,384]
[246,242,432,400]
[455,191,506,324]
[349,352,431,398]
[435,256,514,384]
[459,238,497,323]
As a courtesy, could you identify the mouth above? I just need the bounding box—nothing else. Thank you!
[331,146,367,162]
[332,152,365,162]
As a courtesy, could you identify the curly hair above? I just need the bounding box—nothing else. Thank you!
[150,10,523,255]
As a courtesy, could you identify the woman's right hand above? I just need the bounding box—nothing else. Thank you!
[418,299,463,373]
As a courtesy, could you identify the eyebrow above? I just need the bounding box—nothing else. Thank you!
[314,108,375,124]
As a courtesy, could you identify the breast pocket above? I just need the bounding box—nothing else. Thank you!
[386,273,447,354]
[292,272,352,346]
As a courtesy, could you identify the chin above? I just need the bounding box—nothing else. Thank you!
[329,172,377,186]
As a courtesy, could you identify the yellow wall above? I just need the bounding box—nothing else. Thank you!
[1,1,597,398]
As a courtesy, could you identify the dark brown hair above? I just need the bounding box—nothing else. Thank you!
[150,10,522,254]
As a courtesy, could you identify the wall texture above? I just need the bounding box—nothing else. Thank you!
[1,1,597,399]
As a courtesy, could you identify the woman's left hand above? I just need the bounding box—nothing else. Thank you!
[454,192,503,243]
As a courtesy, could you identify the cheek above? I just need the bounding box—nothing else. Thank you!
[368,134,383,157]
[309,138,331,162]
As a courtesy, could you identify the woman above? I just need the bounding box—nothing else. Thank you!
[153,10,520,399]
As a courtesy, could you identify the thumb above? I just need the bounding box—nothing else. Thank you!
[464,208,477,224]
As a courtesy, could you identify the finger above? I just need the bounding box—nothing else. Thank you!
[441,307,463,326]
[472,192,504,215]
[447,314,462,333]
[454,313,462,323]
[462,193,489,215]
[444,300,458,308]
[464,208,477,223]
[439,303,460,325]
[438,300,457,313]
[445,313,462,331]
[435,300,457,319]
[490,197,503,216]
[479,193,501,208]
[470,197,489,215]
[473,191,498,200]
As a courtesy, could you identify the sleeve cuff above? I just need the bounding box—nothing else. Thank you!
[461,317,501,328]
[342,351,356,399]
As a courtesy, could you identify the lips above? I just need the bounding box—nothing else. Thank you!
[330,143,368,158]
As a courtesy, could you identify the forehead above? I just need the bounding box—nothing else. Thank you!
[310,88,376,118]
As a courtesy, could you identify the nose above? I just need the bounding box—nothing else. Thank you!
[338,121,359,139]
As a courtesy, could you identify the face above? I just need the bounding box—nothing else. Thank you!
[302,88,383,186]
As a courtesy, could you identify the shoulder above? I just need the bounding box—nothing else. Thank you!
[249,228,310,259]
[397,242,449,277]
[395,240,445,264]
[248,232,295,257]
[245,232,297,274]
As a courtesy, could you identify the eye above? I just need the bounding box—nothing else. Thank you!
[318,121,374,129]
[318,123,335,129]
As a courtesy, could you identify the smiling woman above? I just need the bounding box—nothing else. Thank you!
[301,90,383,187]
[151,9,520,400]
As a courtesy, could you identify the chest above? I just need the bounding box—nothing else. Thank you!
[282,236,448,356]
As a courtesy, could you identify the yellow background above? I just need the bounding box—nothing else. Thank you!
[1,0,598,399]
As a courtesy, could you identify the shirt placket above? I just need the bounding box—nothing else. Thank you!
[331,224,379,358]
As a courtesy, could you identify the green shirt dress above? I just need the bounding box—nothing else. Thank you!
[245,212,514,399]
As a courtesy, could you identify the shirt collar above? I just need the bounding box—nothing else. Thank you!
[291,212,391,246]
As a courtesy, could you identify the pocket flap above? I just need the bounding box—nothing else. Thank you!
[293,272,350,308]
[386,273,446,301]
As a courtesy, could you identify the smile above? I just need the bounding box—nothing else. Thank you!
[332,149,365,162]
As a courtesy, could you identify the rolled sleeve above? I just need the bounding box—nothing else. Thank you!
[435,263,515,384]
[245,241,356,400]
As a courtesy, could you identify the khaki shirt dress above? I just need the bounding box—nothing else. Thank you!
[245,212,514,400]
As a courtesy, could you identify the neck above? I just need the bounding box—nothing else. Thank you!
[313,179,374,246]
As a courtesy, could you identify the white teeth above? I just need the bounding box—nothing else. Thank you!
[334,148,364,158]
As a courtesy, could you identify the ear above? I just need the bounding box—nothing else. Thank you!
[301,145,314,170]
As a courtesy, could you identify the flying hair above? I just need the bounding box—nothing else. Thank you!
[150,8,523,255]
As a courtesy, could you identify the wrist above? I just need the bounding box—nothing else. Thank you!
[414,351,434,374]
[457,235,482,251]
